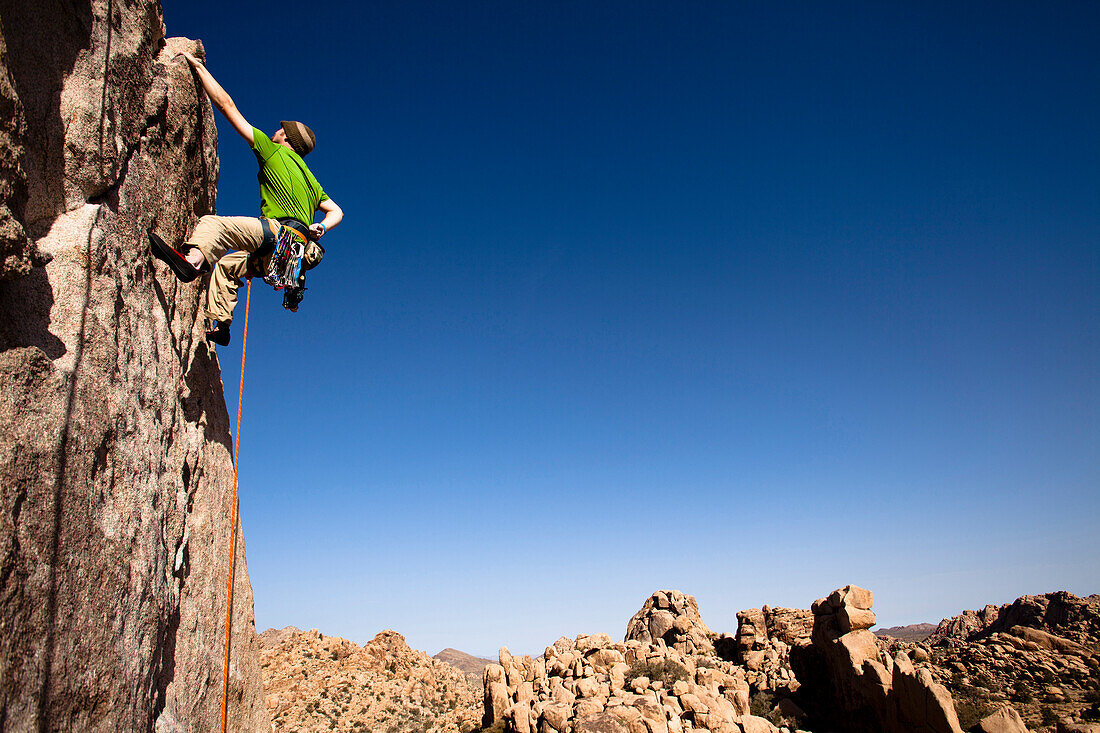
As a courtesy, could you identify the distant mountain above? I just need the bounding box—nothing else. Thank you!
[433,648,494,681]
[874,622,936,642]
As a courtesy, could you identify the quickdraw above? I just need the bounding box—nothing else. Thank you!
[263,224,307,290]
[261,223,308,311]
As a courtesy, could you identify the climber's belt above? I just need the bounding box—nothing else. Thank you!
[276,217,310,240]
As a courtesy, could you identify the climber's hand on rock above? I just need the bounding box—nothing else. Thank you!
[178,51,201,68]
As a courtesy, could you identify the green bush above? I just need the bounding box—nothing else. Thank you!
[750,692,775,718]
[625,659,690,686]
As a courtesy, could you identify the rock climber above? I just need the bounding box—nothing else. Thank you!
[150,50,343,346]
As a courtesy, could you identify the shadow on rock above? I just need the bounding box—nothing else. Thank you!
[183,340,232,453]
[0,267,66,357]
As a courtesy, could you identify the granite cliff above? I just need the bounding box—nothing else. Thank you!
[0,1,269,730]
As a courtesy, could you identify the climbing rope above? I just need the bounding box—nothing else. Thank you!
[221,278,251,733]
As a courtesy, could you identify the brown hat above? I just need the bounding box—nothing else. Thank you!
[280,120,316,156]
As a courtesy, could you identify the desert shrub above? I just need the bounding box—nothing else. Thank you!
[1040,705,1058,726]
[1011,680,1035,703]
[626,659,689,686]
[750,692,775,718]
[954,699,997,730]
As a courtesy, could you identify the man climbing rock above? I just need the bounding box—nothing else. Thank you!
[150,50,343,346]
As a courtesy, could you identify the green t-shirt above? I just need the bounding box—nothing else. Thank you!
[251,127,329,226]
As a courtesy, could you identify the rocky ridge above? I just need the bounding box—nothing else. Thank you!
[916,593,1100,731]
[259,627,482,732]
[875,623,937,642]
[479,587,1100,733]
[0,1,268,730]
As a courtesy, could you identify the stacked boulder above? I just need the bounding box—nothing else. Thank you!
[626,590,716,656]
[483,591,786,733]
[790,585,966,733]
[732,606,813,694]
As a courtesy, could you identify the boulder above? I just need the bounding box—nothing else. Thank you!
[1009,626,1091,656]
[974,706,1030,733]
[830,585,874,611]
[738,715,779,733]
[485,680,511,725]
[574,711,631,733]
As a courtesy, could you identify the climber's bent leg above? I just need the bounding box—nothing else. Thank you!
[185,215,265,266]
[205,251,250,323]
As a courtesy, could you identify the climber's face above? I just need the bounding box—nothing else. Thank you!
[272,128,289,147]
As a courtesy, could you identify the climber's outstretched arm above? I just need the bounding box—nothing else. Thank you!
[309,199,344,240]
[179,52,254,144]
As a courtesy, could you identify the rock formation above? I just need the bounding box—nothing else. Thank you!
[484,591,787,733]
[928,593,1100,648]
[731,606,812,695]
[919,592,1100,731]
[627,590,716,656]
[258,627,482,732]
[789,584,967,733]
[0,1,268,730]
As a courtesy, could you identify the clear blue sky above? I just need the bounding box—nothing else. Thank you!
[163,1,1098,658]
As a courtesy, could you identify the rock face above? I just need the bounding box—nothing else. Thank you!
[790,585,965,733]
[485,591,781,733]
[259,628,482,732]
[0,2,268,731]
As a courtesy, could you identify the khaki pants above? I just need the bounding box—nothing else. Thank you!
[184,215,267,323]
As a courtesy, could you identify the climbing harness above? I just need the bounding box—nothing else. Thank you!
[221,278,251,733]
[255,218,322,312]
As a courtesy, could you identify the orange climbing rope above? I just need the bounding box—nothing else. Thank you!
[221,278,251,733]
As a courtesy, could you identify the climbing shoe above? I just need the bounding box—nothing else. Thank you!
[149,231,204,283]
[205,319,231,346]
